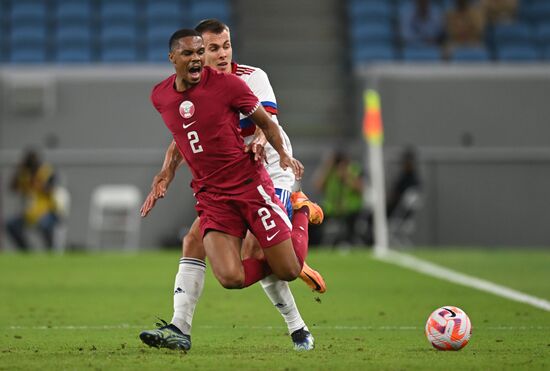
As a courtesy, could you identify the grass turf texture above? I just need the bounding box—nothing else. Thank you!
[0,249,549,370]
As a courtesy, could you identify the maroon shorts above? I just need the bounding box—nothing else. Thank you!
[195,183,292,248]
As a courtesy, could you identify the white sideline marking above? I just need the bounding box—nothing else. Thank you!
[5,324,550,331]
[376,250,550,312]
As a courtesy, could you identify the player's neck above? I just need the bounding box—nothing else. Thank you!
[174,76,197,92]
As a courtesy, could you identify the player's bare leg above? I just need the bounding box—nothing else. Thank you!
[243,232,315,350]
[203,231,247,288]
[203,230,274,288]
[261,239,303,281]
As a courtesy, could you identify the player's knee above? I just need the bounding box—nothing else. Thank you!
[182,230,204,259]
[274,265,301,282]
[216,274,244,289]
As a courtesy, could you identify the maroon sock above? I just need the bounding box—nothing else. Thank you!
[291,207,310,268]
[242,258,271,287]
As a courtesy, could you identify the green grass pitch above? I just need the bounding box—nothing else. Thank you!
[1,249,549,370]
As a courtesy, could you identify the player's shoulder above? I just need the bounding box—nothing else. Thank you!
[151,74,176,109]
[234,63,269,79]
[151,74,175,98]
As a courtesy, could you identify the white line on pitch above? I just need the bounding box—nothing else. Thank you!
[376,250,550,312]
[5,324,550,331]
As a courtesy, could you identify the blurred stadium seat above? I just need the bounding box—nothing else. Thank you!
[348,0,393,22]
[535,22,550,45]
[55,24,93,45]
[55,0,92,24]
[10,47,47,63]
[56,46,93,63]
[496,45,540,61]
[101,46,138,63]
[402,46,441,61]
[353,43,395,64]
[451,47,490,62]
[147,46,169,63]
[9,24,49,63]
[520,1,550,24]
[55,24,94,63]
[190,0,231,25]
[10,0,47,24]
[493,23,534,48]
[100,0,137,24]
[145,0,184,24]
[351,22,394,44]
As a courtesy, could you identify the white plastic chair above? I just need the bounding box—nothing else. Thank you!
[388,188,422,247]
[53,186,71,253]
[88,184,142,251]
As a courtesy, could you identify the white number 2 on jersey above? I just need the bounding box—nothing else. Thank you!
[187,131,203,153]
[258,207,276,231]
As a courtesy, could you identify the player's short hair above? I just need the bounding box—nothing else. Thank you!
[194,19,230,35]
[169,29,202,51]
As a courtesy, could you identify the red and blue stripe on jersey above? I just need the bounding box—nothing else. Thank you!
[232,62,278,137]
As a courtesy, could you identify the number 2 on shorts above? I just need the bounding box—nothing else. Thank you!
[258,207,275,231]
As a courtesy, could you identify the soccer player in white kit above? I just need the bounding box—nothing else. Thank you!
[139,19,325,351]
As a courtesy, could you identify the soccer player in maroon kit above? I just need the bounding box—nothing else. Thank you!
[139,29,310,350]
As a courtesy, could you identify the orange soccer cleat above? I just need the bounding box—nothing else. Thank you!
[299,262,327,293]
[290,191,324,225]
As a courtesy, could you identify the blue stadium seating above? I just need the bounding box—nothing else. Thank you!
[147,24,180,47]
[101,25,137,46]
[520,1,550,24]
[56,46,93,63]
[1,0,235,64]
[348,1,393,22]
[55,24,93,45]
[493,23,534,48]
[147,46,170,63]
[351,22,393,44]
[10,47,47,63]
[55,0,92,24]
[190,0,231,25]
[496,45,540,61]
[145,0,184,24]
[451,47,491,62]
[101,46,138,62]
[402,46,441,61]
[353,43,395,64]
[10,24,48,47]
[100,0,137,23]
[535,22,550,45]
[10,0,47,23]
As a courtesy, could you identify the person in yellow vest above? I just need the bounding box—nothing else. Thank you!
[5,150,59,251]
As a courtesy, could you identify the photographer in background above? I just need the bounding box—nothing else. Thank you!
[5,149,59,251]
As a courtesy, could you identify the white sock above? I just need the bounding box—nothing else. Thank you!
[260,274,307,334]
[171,257,206,335]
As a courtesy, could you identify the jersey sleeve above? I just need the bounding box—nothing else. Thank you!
[226,74,260,117]
[150,85,163,113]
[247,68,278,115]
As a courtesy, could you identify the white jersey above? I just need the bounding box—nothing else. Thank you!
[233,63,295,191]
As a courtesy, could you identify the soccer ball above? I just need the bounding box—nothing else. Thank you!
[425,306,472,350]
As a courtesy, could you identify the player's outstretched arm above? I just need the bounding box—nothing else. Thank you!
[244,126,267,162]
[249,106,304,180]
[140,140,186,217]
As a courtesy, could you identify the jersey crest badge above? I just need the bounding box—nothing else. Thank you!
[179,100,195,119]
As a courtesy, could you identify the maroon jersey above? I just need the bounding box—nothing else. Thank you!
[151,66,271,194]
